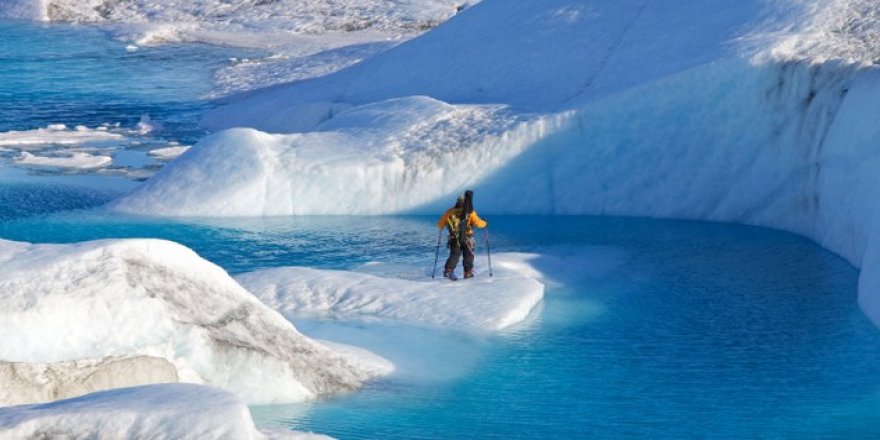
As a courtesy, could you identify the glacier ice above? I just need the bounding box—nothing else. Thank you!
[235,253,546,331]
[0,355,177,406]
[0,383,329,439]
[0,238,388,404]
[107,0,880,330]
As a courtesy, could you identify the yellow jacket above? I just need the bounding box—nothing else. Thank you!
[437,208,487,237]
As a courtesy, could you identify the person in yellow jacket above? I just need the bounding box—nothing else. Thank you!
[437,194,488,279]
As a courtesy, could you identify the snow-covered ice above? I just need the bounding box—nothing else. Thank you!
[0,238,387,405]
[236,253,545,331]
[14,151,113,171]
[0,383,328,439]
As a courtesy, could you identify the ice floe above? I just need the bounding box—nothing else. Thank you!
[235,253,545,331]
[148,145,191,161]
[14,151,113,171]
[0,238,387,404]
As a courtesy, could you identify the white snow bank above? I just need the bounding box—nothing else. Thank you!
[0,355,177,406]
[235,253,544,331]
[0,383,326,440]
[0,238,385,404]
[14,151,112,171]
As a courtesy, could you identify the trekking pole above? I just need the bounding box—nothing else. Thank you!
[431,229,443,279]
[486,227,493,277]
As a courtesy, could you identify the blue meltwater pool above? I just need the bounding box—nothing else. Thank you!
[2,204,879,439]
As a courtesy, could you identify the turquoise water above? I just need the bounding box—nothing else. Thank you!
[2,17,880,440]
[2,198,879,439]
[0,19,251,143]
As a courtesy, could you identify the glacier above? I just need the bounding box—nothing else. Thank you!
[0,238,389,405]
[107,0,880,329]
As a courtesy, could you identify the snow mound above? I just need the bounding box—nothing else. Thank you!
[110,97,534,216]
[0,383,327,440]
[235,253,545,331]
[0,238,385,404]
[0,355,177,407]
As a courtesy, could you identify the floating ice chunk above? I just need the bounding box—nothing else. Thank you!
[0,125,123,149]
[235,253,545,331]
[148,145,191,160]
[0,238,385,404]
[0,355,178,406]
[126,44,139,52]
[14,151,112,171]
[0,383,329,440]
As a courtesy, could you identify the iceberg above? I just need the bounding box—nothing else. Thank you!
[0,383,329,439]
[0,238,386,404]
[235,253,546,331]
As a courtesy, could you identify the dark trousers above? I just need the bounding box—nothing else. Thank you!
[444,236,475,273]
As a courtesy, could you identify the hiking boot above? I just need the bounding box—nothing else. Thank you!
[464,270,474,279]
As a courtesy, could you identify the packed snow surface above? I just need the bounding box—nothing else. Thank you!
[235,253,545,331]
[0,238,386,404]
[0,383,326,439]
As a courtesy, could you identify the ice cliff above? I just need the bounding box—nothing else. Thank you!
[0,238,386,405]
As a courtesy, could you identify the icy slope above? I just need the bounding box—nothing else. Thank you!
[0,238,385,404]
[235,253,545,331]
[202,0,762,131]
[0,383,326,439]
